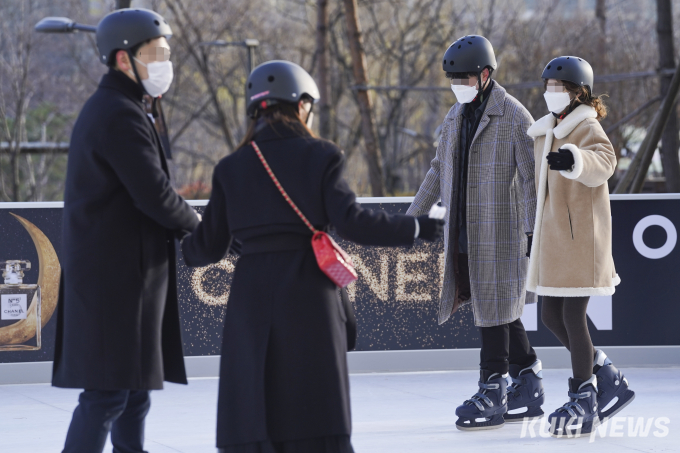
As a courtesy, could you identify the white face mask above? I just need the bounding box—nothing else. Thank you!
[132,58,174,98]
[543,91,571,114]
[451,84,478,104]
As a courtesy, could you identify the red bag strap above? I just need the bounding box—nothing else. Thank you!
[251,140,318,234]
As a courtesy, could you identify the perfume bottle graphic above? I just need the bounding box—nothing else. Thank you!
[0,260,41,351]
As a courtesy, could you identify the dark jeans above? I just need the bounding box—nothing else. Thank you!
[62,389,151,453]
[479,318,537,376]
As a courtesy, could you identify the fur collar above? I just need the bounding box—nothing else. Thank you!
[526,104,597,139]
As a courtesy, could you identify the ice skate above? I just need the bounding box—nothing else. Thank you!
[549,376,600,438]
[455,371,507,431]
[504,359,545,422]
[593,349,635,421]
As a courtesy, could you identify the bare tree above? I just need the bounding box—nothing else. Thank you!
[164,0,237,152]
[0,1,35,201]
[656,0,680,192]
[595,0,606,72]
[316,0,332,139]
[342,0,385,197]
[0,0,671,200]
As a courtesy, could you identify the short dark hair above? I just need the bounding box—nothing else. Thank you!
[106,39,152,68]
[446,71,477,79]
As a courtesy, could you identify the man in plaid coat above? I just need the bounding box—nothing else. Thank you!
[406,35,544,430]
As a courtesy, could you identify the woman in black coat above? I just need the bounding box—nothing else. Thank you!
[182,60,443,453]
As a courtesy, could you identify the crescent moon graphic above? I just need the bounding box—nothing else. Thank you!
[0,213,61,346]
[191,257,235,306]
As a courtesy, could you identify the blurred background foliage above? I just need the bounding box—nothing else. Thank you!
[0,0,678,201]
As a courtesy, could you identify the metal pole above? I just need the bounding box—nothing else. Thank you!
[247,46,255,74]
[243,40,259,129]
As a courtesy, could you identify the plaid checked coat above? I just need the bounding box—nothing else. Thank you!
[407,82,537,327]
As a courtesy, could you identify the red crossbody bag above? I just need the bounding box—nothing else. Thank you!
[251,141,358,288]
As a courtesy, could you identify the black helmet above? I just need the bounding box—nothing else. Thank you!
[96,8,172,65]
[541,56,594,94]
[442,35,497,74]
[246,60,320,118]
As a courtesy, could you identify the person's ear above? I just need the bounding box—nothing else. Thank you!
[116,50,132,72]
[298,100,309,119]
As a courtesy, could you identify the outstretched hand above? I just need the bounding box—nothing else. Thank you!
[416,215,445,242]
[546,148,574,171]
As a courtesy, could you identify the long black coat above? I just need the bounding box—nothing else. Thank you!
[52,69,199,391]
[182,122,416,447]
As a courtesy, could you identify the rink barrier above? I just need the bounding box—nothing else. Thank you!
[2,195,680,385]
[1,345,679,385]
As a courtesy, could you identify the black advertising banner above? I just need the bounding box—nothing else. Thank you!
[1,197,679,364]
[0,209,62,364]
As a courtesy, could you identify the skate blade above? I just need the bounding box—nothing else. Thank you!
[456,414,505,431]
[456,422,505,431]
[504,413,543,423]
[504,407,544,423]
[599,391,635,421]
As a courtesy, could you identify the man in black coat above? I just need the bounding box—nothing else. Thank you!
[52,9,199,452]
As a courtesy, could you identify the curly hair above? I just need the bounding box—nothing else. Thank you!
[545,80,608,120]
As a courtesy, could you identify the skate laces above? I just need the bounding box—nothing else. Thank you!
[465,381,500,411]
[556,390,590,418]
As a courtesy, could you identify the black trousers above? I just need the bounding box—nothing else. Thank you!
[479,318,537,376]
[62,389,151,453]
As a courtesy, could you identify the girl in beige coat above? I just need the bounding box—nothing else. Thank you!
[527,56,634,437]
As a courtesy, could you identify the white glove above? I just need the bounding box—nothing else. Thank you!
[428,204,447,220]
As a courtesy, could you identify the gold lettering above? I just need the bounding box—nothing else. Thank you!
[346,281,356,302]
[396,252,432,302]
[349,254,389,301]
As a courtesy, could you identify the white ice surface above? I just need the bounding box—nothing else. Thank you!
[0,368,677,452]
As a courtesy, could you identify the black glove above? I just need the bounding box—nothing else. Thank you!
[526,234,533,258]
[546,148,575,171]
[416,215,445,242]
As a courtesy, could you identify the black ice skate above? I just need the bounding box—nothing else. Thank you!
[548,376,600,438]
[593,349,635,421]
[504,359,545,422]
[455,370,507,431]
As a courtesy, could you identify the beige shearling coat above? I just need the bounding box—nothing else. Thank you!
[526,104,621,296]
